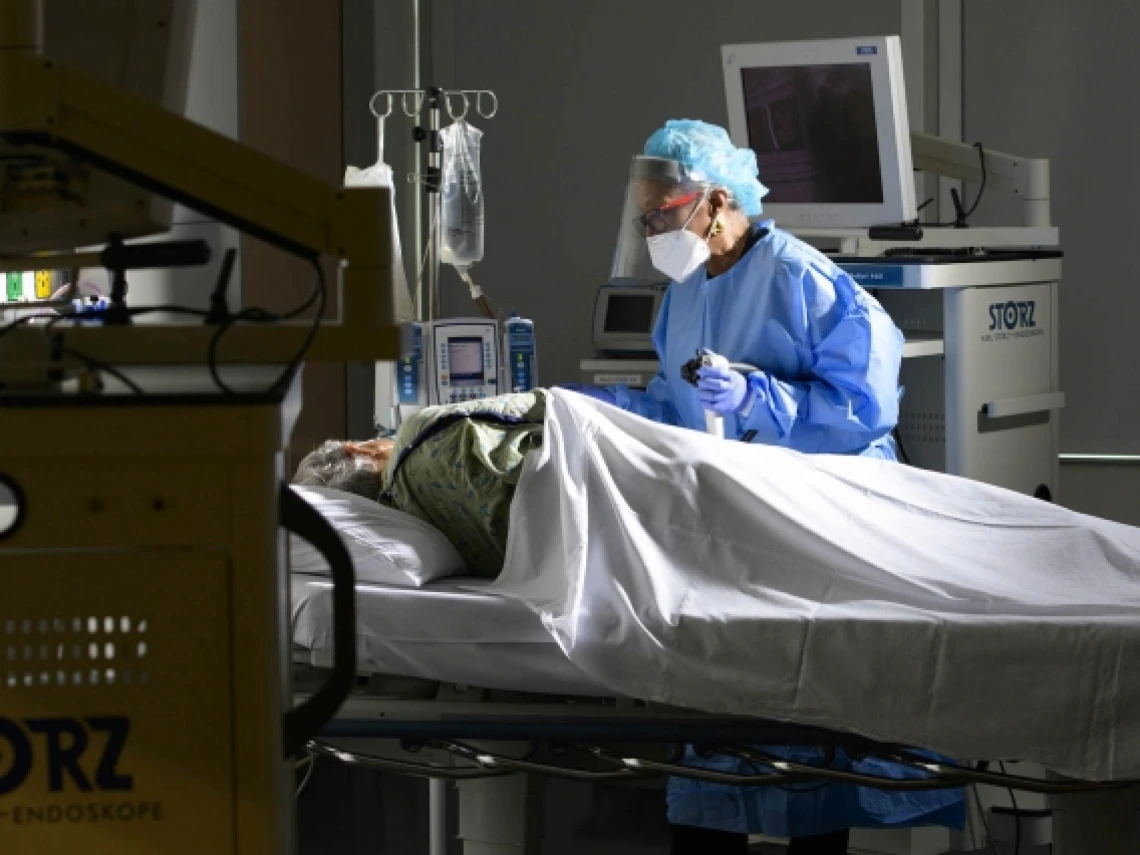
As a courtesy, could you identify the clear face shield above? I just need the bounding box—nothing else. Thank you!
[609,156,702,287]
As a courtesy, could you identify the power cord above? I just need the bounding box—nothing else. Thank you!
[0,311,54,342]
[269,256,327,396]
[999,761,1022,855]
[4,281,323,399]
[295,753,317,799]
[908,142,989,228]
[203,247,238,325]
[39,305,213,395]
[956,142,988,223]
[971,780,1001,855]
[892,427,912,465]
[3,247,327,399]
[206,254,326,395]
[0,309,150,394]
[51,337,144,394]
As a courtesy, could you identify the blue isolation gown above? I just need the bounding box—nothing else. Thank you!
[612,223,965,836]
[614,221,903,459]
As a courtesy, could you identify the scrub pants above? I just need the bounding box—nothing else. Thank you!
[670,825,850,854]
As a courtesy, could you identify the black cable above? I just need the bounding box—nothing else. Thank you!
[971,782,1002,855]
[205,256,325,396]
[0,312,54,341]
[57,339,145,394]
[963,142,988,219]
[916,142,989,228]
[5,256,324,399]
[893,427,911,465]
[295,753,316,799]
[269,257,326,396]
[204,247,238,324]
[41,313,147,394]
[3,304,206,395]
[999,762,1022,855]
[86,305,209,393]
[207,313,241,394]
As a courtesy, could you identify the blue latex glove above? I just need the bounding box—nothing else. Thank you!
[557,383,618,406]
[696,354,749,415]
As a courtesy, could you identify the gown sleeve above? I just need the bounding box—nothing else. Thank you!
[737,259,903,454]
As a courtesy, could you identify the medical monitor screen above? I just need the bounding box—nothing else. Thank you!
[604,294,656,334]
[447,337,485,388]
[740,63,883,204]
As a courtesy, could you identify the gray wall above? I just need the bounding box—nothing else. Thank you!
[964,0,1139,456]
[962,0,1140,518]
[1061,461,1140,527]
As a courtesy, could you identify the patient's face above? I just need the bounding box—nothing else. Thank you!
[345,438,396,474]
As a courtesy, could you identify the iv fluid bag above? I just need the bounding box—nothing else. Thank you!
[440,120,484,267]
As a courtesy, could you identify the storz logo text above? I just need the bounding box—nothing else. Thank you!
[989,300,1036,331]
[0,716,165,826]
[983,300,1044,342]
[856,46,878,55]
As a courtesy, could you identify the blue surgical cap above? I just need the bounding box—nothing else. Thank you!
[643,119,769,217]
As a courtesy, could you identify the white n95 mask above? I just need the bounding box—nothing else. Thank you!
[647,228,711,282]
[645,191,711,282]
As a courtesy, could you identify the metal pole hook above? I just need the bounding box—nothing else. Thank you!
[444,90,470,122]
[368,91,394,119]
[476,90,498,119]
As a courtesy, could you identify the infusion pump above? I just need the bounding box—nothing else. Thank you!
[394,316,537,417]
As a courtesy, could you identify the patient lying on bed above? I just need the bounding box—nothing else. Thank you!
[292,390,547,576]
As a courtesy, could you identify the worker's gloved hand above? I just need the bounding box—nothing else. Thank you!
[557,383,618,406]
[696,350,749,414]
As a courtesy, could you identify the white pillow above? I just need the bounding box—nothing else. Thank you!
[288,485,468,587]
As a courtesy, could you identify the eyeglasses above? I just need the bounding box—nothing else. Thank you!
[634,191,703,236]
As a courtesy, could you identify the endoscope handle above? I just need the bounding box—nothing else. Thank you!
[680,351,759,441]
[279,485,357,758]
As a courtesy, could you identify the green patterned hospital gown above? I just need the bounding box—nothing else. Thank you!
[379,391,547,577]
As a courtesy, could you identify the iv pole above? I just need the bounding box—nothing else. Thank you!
[385,0,496,323]
[410,0,441,323]
[411,0,422,321]
[370,87,496,322]
[410,9,449,854]
[425,87,443,323]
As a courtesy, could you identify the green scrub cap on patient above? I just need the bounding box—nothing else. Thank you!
[643,119,769,217]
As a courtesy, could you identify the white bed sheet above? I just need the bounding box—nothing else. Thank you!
[493,390,1140,782]
[291,575,603,697]
[293,390,1140,781]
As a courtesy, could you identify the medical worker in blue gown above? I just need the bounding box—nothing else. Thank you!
[567,120,965,854]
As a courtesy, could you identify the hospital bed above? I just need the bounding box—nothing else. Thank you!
[290,573,1138,855]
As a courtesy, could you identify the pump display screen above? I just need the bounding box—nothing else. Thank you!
[741,62,883,204]
[447,337,485,387]
[603,294,656,334]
